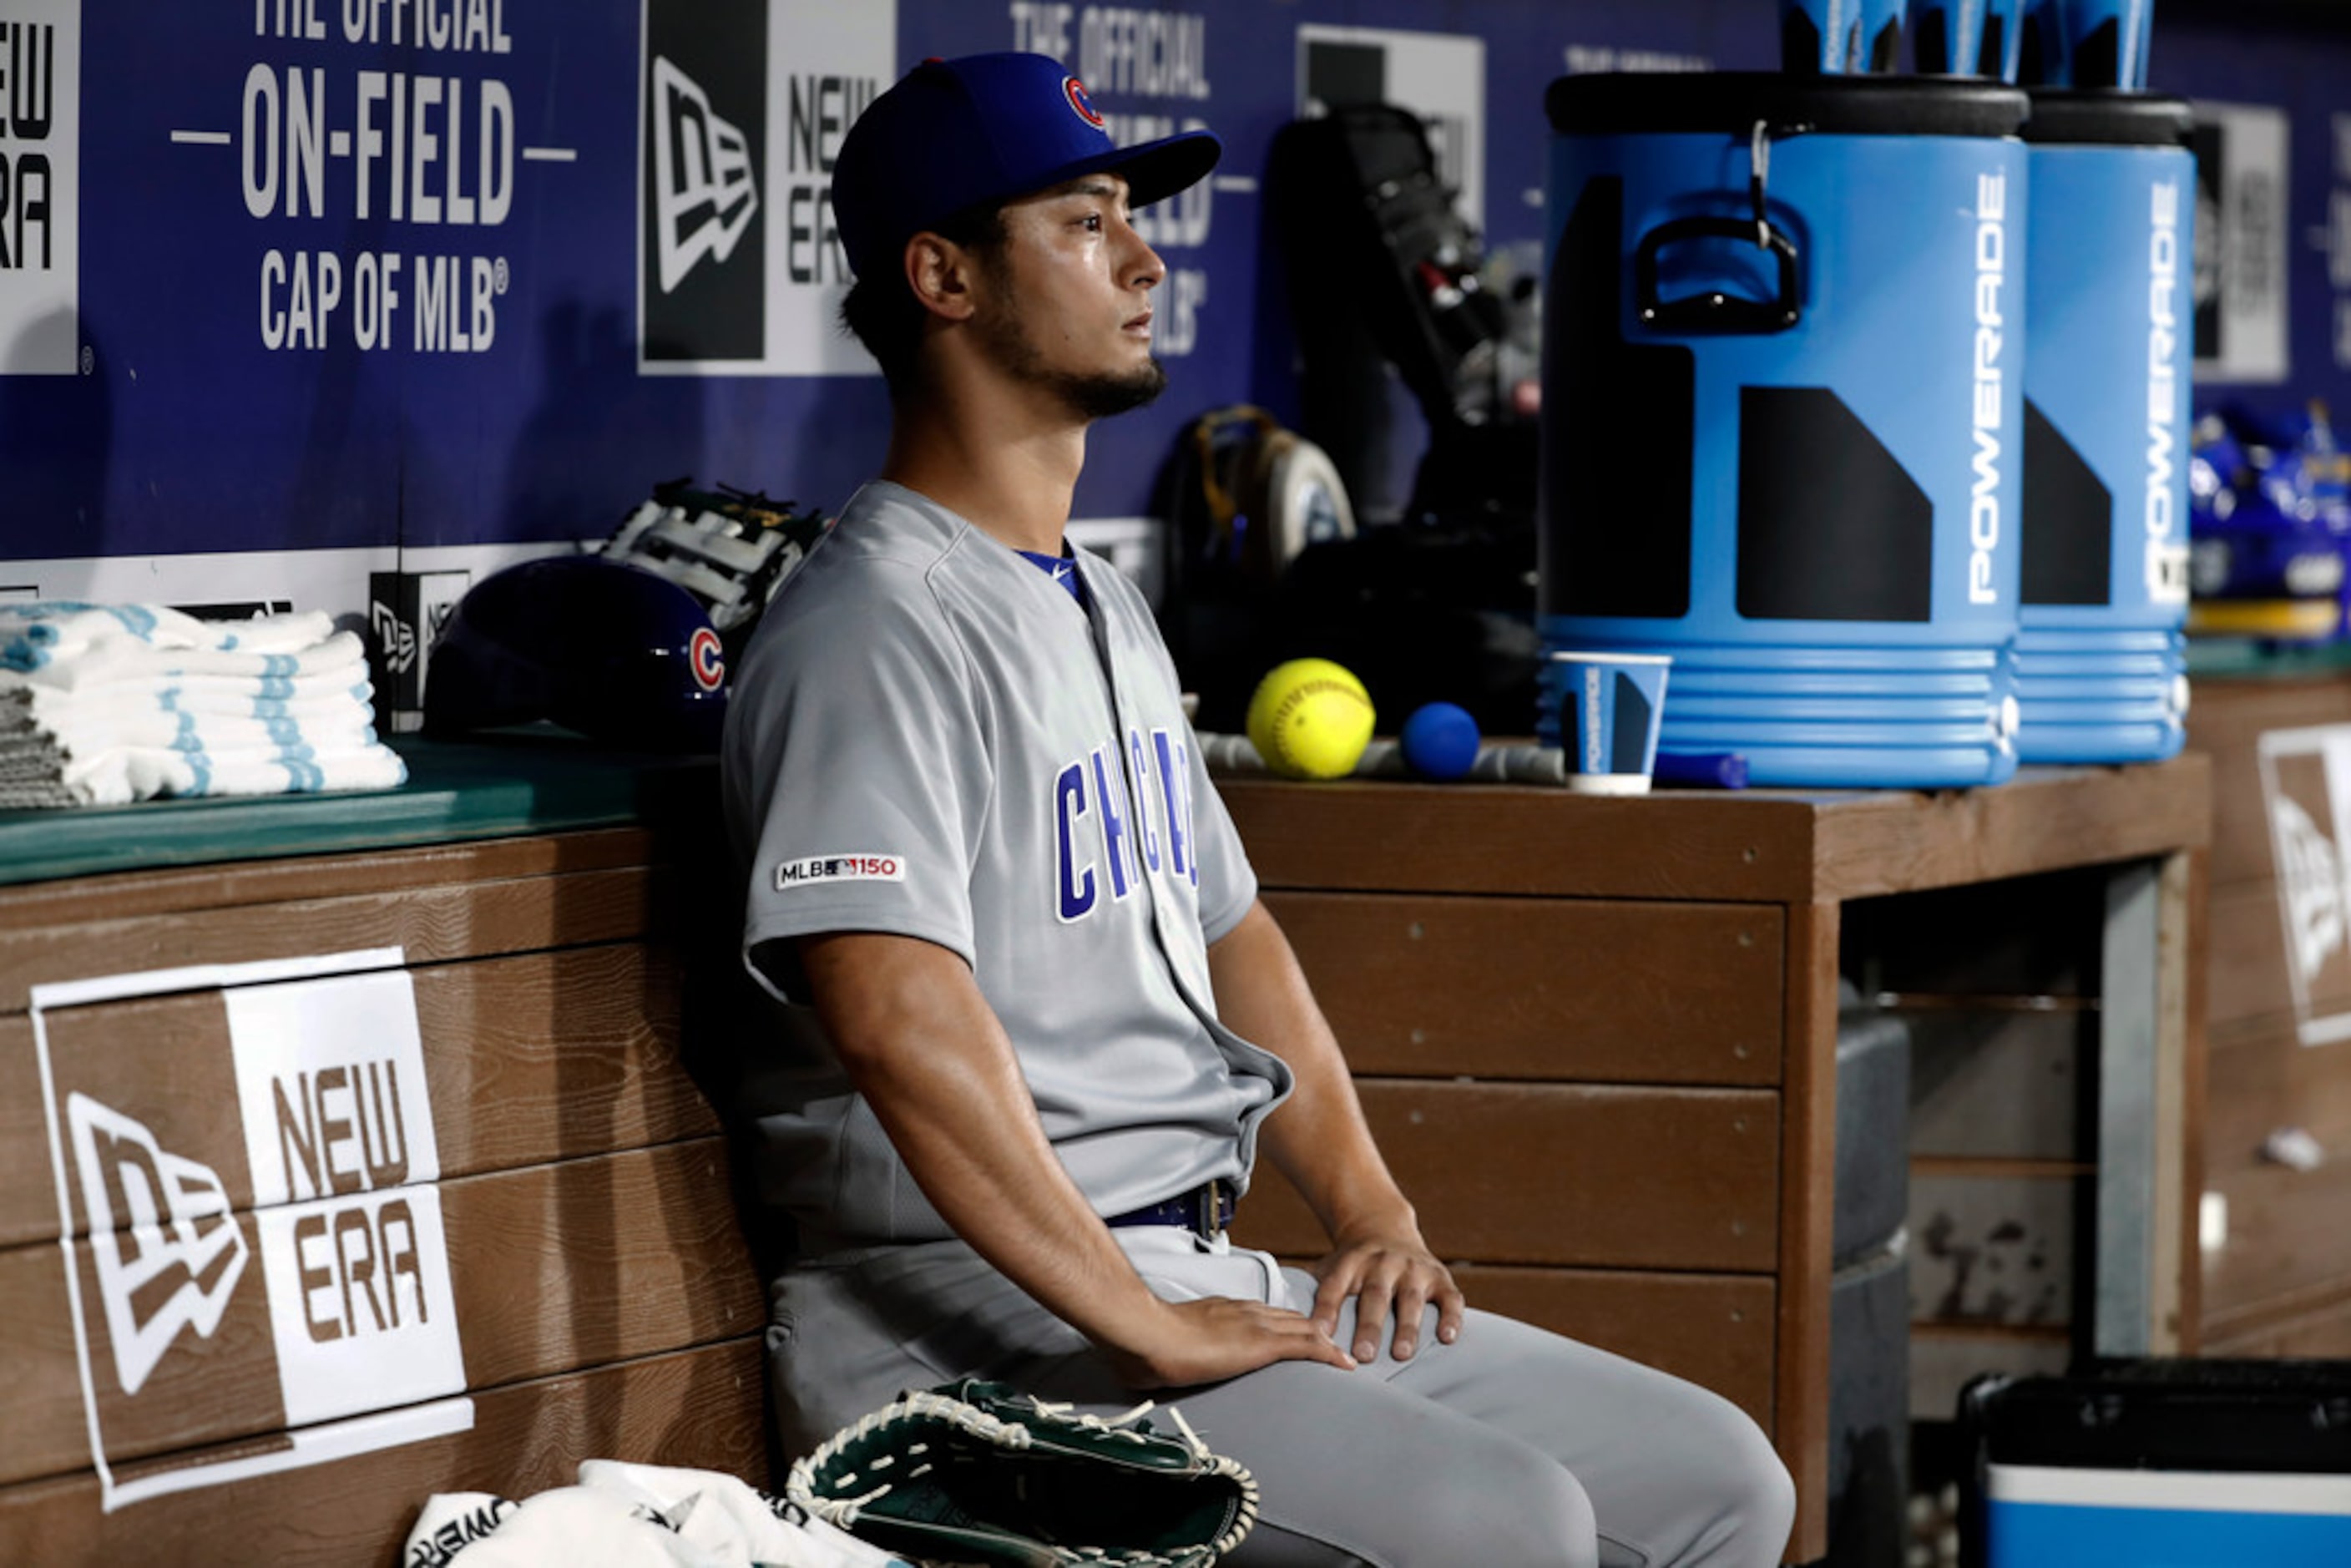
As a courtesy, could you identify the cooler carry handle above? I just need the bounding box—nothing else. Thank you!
[1634,120,1805,336]
[1633,215,1802,334]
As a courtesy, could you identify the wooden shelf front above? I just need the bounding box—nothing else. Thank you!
[1223,756,2211,904]
[1222,758,2211,1565]
[0,819,758,1565]
[1262,892,1784,1085]
[0,747,2212,1567]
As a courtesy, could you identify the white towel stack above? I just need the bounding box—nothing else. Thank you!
[0,602,408,808]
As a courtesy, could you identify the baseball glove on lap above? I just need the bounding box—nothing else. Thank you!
[784,1378,1259,1567]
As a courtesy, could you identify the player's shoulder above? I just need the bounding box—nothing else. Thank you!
[728,495,963,695]
[766,483,972,621]
[813,481,974,577]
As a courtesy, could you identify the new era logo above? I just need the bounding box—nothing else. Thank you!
[638,0,891,373]
[650,55,758,295]
[2261,726,2351,1046]
[2274,793,2345,986]
[67,1091,248,1397]
[369,599,417,675]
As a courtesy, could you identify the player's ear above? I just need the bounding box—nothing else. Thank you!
[904,231,980,323]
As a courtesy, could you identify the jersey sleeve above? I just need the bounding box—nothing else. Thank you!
[724,561,991,992]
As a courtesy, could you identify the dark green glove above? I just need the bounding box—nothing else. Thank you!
[784,1378,1259,1567]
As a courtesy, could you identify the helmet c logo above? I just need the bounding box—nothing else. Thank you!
[689,627,725,691]
[1064,76,1105,129]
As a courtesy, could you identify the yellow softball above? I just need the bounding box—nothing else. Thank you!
[1246,658,1376,781]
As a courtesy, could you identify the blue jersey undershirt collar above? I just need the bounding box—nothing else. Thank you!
[1017,546,1088,609]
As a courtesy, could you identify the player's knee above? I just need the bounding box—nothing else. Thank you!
[1731,1428,1797,1554]
[1688,1393,1797,1560]
[1399,1441,1599,1568]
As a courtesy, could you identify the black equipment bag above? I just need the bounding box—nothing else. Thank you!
[1267,103,1510,451]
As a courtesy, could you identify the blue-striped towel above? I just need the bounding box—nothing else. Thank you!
[0,626,368,694]
[0,741,407,808]
[0,604,337,671]
[0,607,406,808]
[0,676,382,739]
[8,705,378,760]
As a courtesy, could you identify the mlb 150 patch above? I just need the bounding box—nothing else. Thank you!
[774,852,906,889]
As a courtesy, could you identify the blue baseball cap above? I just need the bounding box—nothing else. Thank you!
[831,52,1221,281]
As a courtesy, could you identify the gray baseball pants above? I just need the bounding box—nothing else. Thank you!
[767,1227,1797,1568]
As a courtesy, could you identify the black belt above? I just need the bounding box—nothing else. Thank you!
[1107,1179,1235,1240]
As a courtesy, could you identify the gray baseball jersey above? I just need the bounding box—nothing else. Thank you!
[720,480,1293,1250]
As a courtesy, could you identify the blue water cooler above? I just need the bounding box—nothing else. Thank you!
[2014,92,2193,763]
[1540,76,2030,788]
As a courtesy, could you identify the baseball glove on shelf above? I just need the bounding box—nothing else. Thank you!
[783,1378,1259,1568]
[599,478,829,645]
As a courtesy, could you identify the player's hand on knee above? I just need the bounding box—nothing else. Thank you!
[1104,1296,1357,1388]
[1307,1236,1467,1363]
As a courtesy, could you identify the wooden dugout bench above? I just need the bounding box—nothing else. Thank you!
[1220,758,2211,1565]
[0,739,763,1565]
[0,741,2208,1565]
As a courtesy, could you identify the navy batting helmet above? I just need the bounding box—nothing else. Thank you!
[424,555,729,751]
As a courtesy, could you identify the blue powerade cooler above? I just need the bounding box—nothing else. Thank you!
[1540,76,2030,789]
[2014,92,2194,763]
[1961,1363,2351,1568]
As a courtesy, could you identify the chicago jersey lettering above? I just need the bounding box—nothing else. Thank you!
[1054,726,1199,924]
[1090,746,1135,903]
[1127,728,1165,874]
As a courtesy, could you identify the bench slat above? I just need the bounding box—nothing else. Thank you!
[0,944,716,1248]
[1233,1080,1781,1270]
[0,1140,761,1487]
[0,1338,767,1568]
[1265,892,1784,1085]
[0,867,659,1015]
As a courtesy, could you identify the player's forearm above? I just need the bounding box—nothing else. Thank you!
[1261,1072,1418,1244]
[796,932,1179,1356]
[1206,902,1421,1243]
[858,1046,1176,1344]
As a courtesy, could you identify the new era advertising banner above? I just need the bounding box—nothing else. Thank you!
[0,0,1736,615]
[33,950,469,1510]
[3,1,2350,620]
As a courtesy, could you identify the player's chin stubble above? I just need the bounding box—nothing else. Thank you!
[1056,357,1168,419]
[977,291,1169,420]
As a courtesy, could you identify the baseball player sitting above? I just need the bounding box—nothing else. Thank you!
[718,51,1796,1568]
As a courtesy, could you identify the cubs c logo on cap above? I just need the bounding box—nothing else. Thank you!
[1064,75,1106,129]
[690,626,725,690]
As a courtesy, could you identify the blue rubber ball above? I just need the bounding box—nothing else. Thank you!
[1400,701,1481,781]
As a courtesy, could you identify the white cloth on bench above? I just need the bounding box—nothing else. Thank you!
[402,1459,913,1568]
